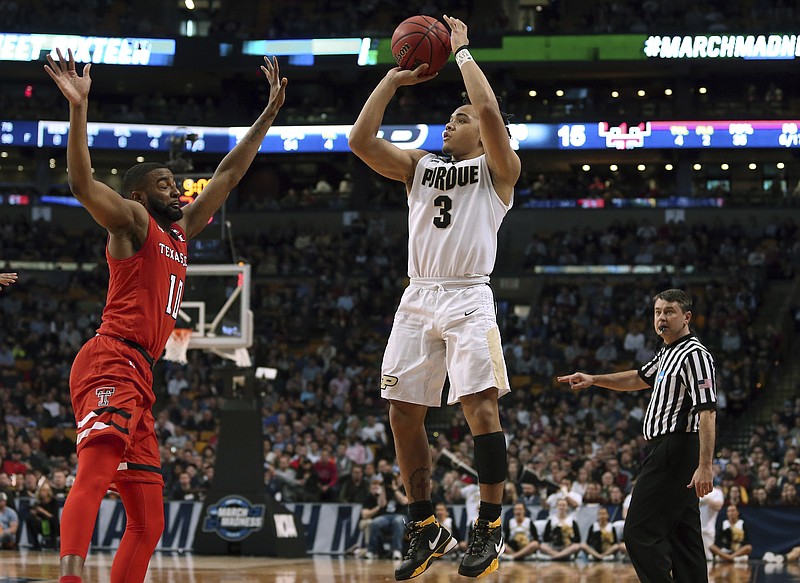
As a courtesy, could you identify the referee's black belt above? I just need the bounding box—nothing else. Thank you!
[647,432,699,446]
[97,334,155,369]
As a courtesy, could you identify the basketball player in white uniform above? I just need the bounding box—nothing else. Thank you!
[349,14,520,581]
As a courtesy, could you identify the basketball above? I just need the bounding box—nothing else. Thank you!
[391,15,451,74]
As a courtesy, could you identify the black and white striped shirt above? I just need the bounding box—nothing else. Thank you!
[638,333,717,440]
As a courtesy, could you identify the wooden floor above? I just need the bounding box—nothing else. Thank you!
[2,551,799,583]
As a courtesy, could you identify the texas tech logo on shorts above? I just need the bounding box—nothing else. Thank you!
[95,387,116,407]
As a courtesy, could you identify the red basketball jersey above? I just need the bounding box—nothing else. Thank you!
[96,215,188,359]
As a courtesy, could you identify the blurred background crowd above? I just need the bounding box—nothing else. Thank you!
[2,212,799,549]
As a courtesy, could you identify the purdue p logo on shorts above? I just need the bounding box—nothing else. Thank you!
[95,386,116,407]
[381,375,399,390]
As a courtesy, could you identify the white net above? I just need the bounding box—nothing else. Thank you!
[163,328,194,364]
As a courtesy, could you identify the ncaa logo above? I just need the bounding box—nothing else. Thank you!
[202,496,266,542]
[95,387,115,407]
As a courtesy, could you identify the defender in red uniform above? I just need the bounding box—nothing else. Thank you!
[45,48,287,583]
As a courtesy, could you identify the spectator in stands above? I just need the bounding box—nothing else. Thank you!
[544,477,582,513]
[19,472,38,505]
[360,415,388,448]
[0,492,19,550]
[605,486,625,522]
[26,482,59,549]
[338,464,370,505]
[44,427,76,460]
[594,337,619,369]
[604,457,632,493]
[519,478,543,507]
[503,501,540,561]
[1,449,28,476]
[749,485,769,507]
[273,455,301,502]
[580,506,621,561]
[297,457,322,502]
[169,471,200,501]
[50,469,70,502]
[699,485,725,560]
[539,499,582,561]
[0,473,16,508]
[19,441,48,475]
[313,446,338,502]
[345,434,373,467]
[709,505,752,563]
[166,370,189,397]
[357,474,406,560]
[780,482,799,506]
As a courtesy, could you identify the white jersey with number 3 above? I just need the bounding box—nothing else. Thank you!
[407,153,512,278]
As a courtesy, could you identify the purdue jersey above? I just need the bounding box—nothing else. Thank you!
[407,153,511,278]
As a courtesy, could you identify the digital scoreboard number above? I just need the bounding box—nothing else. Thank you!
[178,175,212,206]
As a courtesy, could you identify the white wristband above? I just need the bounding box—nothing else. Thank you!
[455,48,474,68]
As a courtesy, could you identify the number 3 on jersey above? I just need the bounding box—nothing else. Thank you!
[433,195,452,228]
[165,273,185,320]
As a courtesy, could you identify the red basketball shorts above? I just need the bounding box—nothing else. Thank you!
[69,335,163,486]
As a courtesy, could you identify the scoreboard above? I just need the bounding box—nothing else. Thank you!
[553,120,800,150]
[2,118,799,153]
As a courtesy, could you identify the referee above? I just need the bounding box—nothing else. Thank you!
[558,288,716,583]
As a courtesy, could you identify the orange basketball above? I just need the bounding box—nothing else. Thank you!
[391,15,451,74]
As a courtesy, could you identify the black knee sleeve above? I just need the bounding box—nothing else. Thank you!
[473,431,506,484]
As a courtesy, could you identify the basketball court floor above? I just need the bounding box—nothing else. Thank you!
[2,552,799,583]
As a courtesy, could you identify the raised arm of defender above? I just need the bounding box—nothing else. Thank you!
[179,56,287,239]
[45,48,147,239]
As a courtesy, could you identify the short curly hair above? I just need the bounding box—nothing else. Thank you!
[122,162,171,199]
[460,92,513,138]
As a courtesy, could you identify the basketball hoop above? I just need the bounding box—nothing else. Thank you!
[164,328,193,364]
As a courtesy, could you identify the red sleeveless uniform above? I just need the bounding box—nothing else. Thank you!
[69,216,188,485]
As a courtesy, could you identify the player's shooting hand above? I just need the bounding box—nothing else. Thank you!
[556,372,594,391]
[0,272,17,288]
[44,48,92,106]
[443,15,469,53]
[261,56,288,118]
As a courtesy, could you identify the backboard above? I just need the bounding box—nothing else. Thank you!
[175,263,253,363]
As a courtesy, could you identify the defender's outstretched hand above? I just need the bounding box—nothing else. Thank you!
[261,56,288,118]
[44,48,91,106]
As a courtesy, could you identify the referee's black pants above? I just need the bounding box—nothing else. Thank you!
[624,432,708,583]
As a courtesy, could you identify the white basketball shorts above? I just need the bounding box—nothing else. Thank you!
[380,277,511,406]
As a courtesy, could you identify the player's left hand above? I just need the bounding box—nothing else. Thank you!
[687,465,713,498]
[0,272,17,288]
[443,15,469,53]
[261,55,288,118]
